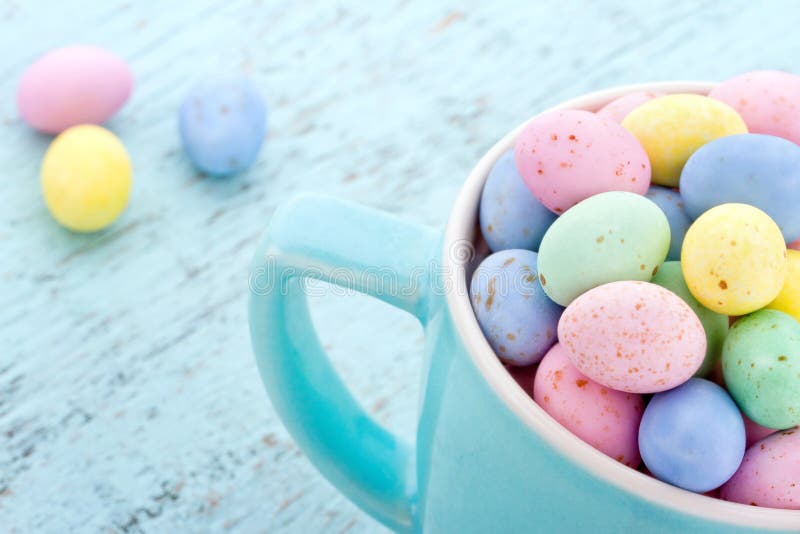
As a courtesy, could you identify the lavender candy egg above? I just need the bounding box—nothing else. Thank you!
[470,249,562,366]
[645,186,691,261]
[179,76,267,176]
[480,151,557,252]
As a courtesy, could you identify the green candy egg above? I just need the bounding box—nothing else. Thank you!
[651,261,728,377]
[537,191,670,306]
[722,309,800,429]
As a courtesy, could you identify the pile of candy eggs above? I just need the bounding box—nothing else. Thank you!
[17,45,267,232]
[471,70,800,509]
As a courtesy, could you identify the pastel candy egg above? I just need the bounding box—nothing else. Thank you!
[651,261,728,377]
[479,151,557,251]
[18,45,133,134]
[709,70,800,145]
[766,249,800,322]
[790,239,800,251]
[722,309,800,429]
[533,343,643,467]
[743,413,777,448]
[514,109,650,214]
[721,429,800,509]
[621,94,747,187]
[558,281,706,393]
[681,204,787,315]
[596,91,664,123]
[639,378,745,493]
[470,250,562,366]
[41,125,131,232]
[645,186,691,261]
[179,76,267,176]
[537,191,670,306]
[681,134,800,242]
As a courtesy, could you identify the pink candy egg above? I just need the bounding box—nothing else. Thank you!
[709,71,800,145]
[721,429,800,509]
[514,110,650,214]
[596,91,665,123]
[789,239,800,251]
[17,45,133,134]
[533,343,643,467]
[558,281,706,393]
[743,413,777,448]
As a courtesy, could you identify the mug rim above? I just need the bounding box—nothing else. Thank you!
[442,81,800,530]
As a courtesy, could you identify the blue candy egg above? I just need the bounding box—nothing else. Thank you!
[639,378,745,493]
[645,185,691,261]
[179,76,267,176]
[480,151,557,251]
[680,133,800,242]
[469,249,562,365]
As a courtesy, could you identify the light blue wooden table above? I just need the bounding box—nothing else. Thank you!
[2,1,800,532]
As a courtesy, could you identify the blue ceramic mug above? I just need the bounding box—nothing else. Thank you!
[249,82,800,533]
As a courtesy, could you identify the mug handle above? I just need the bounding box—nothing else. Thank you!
[248,193,439,532]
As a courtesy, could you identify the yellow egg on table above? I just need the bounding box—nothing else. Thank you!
[41,124,132,232]
[766,249,800,321]
[681,203,787,315]
[621,94,747,187]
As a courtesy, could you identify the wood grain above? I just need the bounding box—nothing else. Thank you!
[1,0,800,532]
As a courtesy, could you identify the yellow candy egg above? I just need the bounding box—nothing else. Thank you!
[766,249,800,321]
[681,204,787,315]
[41,125,131,232]
[621,94,747,187]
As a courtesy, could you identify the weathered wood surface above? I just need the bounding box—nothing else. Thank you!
[1,1,799,532]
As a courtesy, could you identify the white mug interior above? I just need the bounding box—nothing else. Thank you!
[443,81,800,531]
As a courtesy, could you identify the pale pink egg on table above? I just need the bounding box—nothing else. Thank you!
[743,413,777,448]
[558,281,706,393]
[17,45,133,134]
[709,71,800,145]
[721,429,800,509]
[596,91,665,123]
[533,343,643,467]
[514,109,650,214]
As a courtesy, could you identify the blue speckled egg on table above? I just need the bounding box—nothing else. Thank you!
[680,133,800,242]
[639,378,745,493]
[479,151,557,252]
[470,249,562,366]
[179,76,267,176]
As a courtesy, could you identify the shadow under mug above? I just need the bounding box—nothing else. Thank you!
[249,82,800,533]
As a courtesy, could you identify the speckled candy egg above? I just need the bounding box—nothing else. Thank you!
[681,134,800,242]
[470,249,562,366]
[645,186,691,261]
[710,70,800,145]
[651,262,728,377]
[722,309,800,429]
[41,125,132,232]
[621,94,747,187]
[479,151,557,251]
[721,429,800,509]
[514,109,650,214]
[179,76,267,176]
[639,378,745,493]
[558,281,706,393]
[596,91,664,123]
[17,45,133,134]
[533,343,643,466]
[766,249,800,322]
[537,191,670,306]
[743,413,777,448]
[681,204,787,315]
